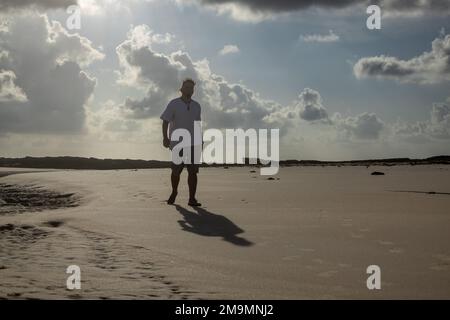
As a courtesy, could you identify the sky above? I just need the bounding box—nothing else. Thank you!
[0,0,449,161]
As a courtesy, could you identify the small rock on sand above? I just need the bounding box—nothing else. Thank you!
[371,171,385,175]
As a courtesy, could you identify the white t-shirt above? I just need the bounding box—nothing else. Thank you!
[160,97,202,148]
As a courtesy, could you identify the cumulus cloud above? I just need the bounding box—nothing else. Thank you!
[0,13,103,134]
[263,87,335,128]
[294,88,330,122]
[0,0,137,16]
[428,101,450,138]
[188,0,450,22]
[115,24,284,131]
[150,32,175,44]
[0,70,28,102]
[334,112,385,140]
[219,44,240,56]
[391,120,430,144]
[115,30,390,147]
[354,33,450,84]
[394,98,450,141]
[115,25,181,88]
[198,0,360,13]
[379,0,450,17]
[86,100,142,136]
[300,30,340,43]
[77,0,133,15]
[0,0,76,11]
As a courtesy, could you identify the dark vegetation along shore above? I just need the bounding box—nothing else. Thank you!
[0,155,449,170]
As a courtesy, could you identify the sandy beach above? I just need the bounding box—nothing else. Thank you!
[1,165,450,299]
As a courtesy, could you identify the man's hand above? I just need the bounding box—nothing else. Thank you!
[162,120,170,148]
[163,137,170,148]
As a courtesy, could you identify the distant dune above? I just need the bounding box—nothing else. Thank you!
[0,155,449,170]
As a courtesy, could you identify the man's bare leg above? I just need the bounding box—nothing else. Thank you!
[188,170,201,206]
[167,169,180,204]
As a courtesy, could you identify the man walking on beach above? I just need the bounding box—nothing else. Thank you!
[160,78,202,206]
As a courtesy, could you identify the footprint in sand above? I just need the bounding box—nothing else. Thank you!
[132,192,154,200]
[376,240,404,254]
[42,220,65,228]
[299,248,315,253]
[317,270,339,278]
[282,255,301,261]
[389,248,404,254]
[1,222,210,299]
[7,292,22,298]
[313,258,324,265]
[377,240,395,246]
[430,254,450,271]
[341,218,353,227]
[338,263,351,268]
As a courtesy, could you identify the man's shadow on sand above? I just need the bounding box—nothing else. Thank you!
[173,204,253,247]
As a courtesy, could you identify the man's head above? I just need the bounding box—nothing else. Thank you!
[180,78,195,98]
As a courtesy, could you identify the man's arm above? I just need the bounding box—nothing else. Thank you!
[162,120,170,148]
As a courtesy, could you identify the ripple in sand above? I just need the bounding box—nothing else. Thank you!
[0,223,50,245]
[0,223,210,299]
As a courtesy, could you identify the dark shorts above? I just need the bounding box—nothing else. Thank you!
[171,145,201,175]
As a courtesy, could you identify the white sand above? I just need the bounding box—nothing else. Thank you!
[1,165,450,299]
